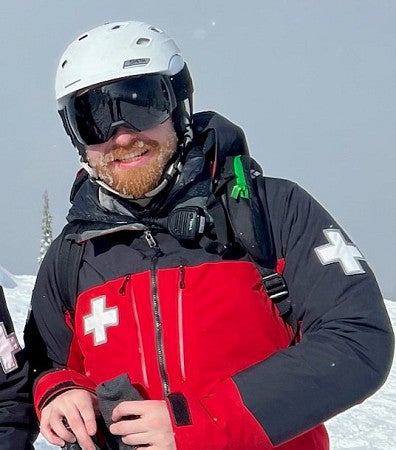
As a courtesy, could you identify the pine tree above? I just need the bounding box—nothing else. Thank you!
[38,190,53,265]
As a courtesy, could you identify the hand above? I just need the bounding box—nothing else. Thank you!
[40,388,99,450]
[109,399,176,449]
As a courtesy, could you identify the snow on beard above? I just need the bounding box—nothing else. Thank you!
[89,132,177,198]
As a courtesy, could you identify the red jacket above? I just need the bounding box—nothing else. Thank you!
[34,260,327,449]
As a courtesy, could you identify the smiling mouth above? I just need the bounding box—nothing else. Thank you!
[105,141,152,163]
[113,148,148,162]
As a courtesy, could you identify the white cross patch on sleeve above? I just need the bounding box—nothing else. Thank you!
[314,229,366,275]
[84,296,119,346]
[0,322,21,374]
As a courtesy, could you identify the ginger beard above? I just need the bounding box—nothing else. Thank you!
[86,131,178,198]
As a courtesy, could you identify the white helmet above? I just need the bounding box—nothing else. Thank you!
[56,21,186,102]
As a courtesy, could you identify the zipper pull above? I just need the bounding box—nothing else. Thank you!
[144,229,158,248]
[179,265,186,289]
[119,274,131,295]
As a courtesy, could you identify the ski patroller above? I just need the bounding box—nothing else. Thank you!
[28,20,393,449]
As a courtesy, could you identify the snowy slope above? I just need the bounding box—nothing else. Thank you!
[0,264,17,288]
[4,275,396,450]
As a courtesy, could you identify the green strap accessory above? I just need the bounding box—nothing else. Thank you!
[231,155,250,199]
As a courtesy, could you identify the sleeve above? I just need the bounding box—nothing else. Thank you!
[24,236,96,419]
[0,286,38,449]
[230,179,395,445]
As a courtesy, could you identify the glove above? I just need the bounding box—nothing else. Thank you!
[61,374,144,449]
[96,373,145,450]
[61,442,101,450]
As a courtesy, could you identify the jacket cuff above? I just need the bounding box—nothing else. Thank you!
[167,378,273,450]
[34,369,96,418]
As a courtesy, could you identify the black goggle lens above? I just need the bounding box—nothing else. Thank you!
[65,74,177,146]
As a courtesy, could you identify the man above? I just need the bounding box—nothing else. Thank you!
[26,21,394,450]
[0,285,37,449]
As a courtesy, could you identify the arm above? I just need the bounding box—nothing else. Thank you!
[232,178,394,444]
[24,236,97,447]
[0,286,38,450]
[168,178,394,450]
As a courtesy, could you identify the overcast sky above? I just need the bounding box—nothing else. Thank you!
[1,0,395,297]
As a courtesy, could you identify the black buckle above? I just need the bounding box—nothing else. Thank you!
[262,273,289,302]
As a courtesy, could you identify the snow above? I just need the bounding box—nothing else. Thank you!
[0,264,17,288]
[3,275,396,450]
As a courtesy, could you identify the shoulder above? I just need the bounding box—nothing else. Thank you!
[263,176,310,201]
[32,223,76,300]
[260,176,336,256]
[261,176,316,223]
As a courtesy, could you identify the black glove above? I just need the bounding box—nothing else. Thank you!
[62,443,100,450]
[96,373,145,450]
[60,428,102,449]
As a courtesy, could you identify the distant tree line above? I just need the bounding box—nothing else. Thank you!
[38,190,52,265]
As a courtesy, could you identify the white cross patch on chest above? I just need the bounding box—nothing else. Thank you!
[84,296,119,346]
[315,229,366,275]
[0,322,21,374]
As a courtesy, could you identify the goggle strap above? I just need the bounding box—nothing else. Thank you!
[170,65,194,103]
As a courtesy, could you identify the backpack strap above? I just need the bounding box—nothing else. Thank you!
[56,222,85,311]
[208,154,296,330]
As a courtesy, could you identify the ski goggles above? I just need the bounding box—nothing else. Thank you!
[60,74,177,146]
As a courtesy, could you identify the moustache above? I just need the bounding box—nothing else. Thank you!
[103,138,160,164]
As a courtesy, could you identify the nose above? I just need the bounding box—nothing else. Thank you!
[111,126,139,147]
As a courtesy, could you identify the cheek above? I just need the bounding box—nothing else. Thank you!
[147,119,177,141]
[159,137,177,164]
[86,149,105,167]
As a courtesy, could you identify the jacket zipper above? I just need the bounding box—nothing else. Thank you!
[178,265,186,381]
[144,229,170,396]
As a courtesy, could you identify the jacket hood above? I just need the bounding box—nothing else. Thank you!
[66,111,249,226]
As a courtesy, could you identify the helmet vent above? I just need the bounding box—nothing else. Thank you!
[111,25,122,30]
[136,37,151,46]
[78,34,88,41]
[149,26,162,33]
[61,60,68,69]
